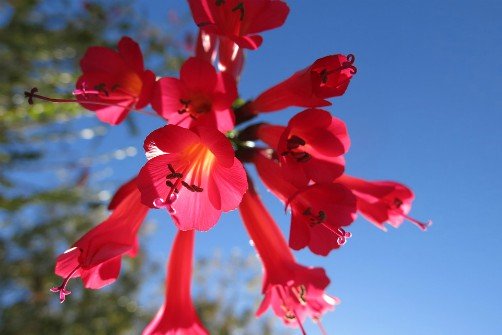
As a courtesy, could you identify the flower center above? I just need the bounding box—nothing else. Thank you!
[302,206,352,245]
[281,135,311,162]
[153,143,216,211]
[316,54,357,85]
[178,95,213,119]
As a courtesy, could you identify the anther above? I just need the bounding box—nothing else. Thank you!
[292,285,307,305]
[179,99,191,107]
[166,172,183,179]
[232,2,245,20]
[291,151,311,162]
[191,185,203,192]
[94,83,109,96]
[286,135,306,150]
[24,87,38,104]
[393,198,403,208]
[215,0,225,5]
[182,181,194,192]
[50,264,80,303]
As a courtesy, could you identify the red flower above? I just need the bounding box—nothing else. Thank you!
[239,185,337,330]
[188,0,290,50]
[338,174,431,231]
[52,178,148,302]
[152,57,237,132]
[217,37,245,80]
[75,36,156,125]
[254,152,356,255]
[142,230,209,335]
[258,109,350,187]
[137,125,247,231]
[252,54,357,113]
[195,30,245,81]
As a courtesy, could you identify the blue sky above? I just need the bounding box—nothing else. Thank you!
[96,1,502,334]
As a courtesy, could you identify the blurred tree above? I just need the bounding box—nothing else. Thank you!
[0,1,279,334]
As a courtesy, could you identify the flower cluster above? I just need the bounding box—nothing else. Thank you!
[27,1,430,333]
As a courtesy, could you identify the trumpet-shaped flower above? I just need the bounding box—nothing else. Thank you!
[258,108,350,187]
[338,174,431,231]
[239,185,337,330]
[152,57,237,132]
[137,125,247,231]
[52,178,148,302]
[142,230,209,335]
[254,153,356,255]
[75,36,156,125]
[252,54,357,113]
[188,0,290,50]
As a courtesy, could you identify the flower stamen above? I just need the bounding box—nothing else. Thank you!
[50,264,80,303]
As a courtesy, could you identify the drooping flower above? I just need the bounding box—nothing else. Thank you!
[188,0,290,50]
[142,230,209,335]
[258,108,350,187]
[217,37,245,80]
[75,36,156,125]
[137,125,247,231]
[239,184,337,331]
[253,152,357,255]
[52,178,148,302]
[338,174,431,231]
[251,54,357,113]
[195,30,245,81]
[152,57,238,132]
[195,30,218,63]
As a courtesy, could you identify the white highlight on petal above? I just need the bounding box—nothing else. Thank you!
[146,142,167,160]
[323,294,340,306]
[63,246,78,254]
[202,31,212,53]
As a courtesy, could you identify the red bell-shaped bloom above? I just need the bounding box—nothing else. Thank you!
[252,54,357,113]
[217,37,245,80]
[338,174,431,231]
[254,152,356,255]
[258,109,350,187]
[239,185,337,330]
[188,0,290,50]
[52,178,148,302]
[152,57,237,132]
[142,230,209,335]
[75,36,156,125]
[137,125,247,231]
[195,30,245,81]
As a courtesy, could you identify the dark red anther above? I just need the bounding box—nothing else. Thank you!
[232,2,245,20]
[24,87,39,105]
[291,151,311,163]
[181,181,195,192]
[192,185,204,192]
[393,198,403,208]
[286,135,306,150]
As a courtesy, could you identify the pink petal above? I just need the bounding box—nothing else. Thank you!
[118,36,145,74]
[245,0,290,34]
[81,257,122,289]
[80,46,124,74]
[191,126,234,167]
[172,184,222,231]
[136,70,156,109]
[180,57,217,93]
[55,247,81,278]
[143,125,200,157]
[210,158,247,211]
[152,77,186,120]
